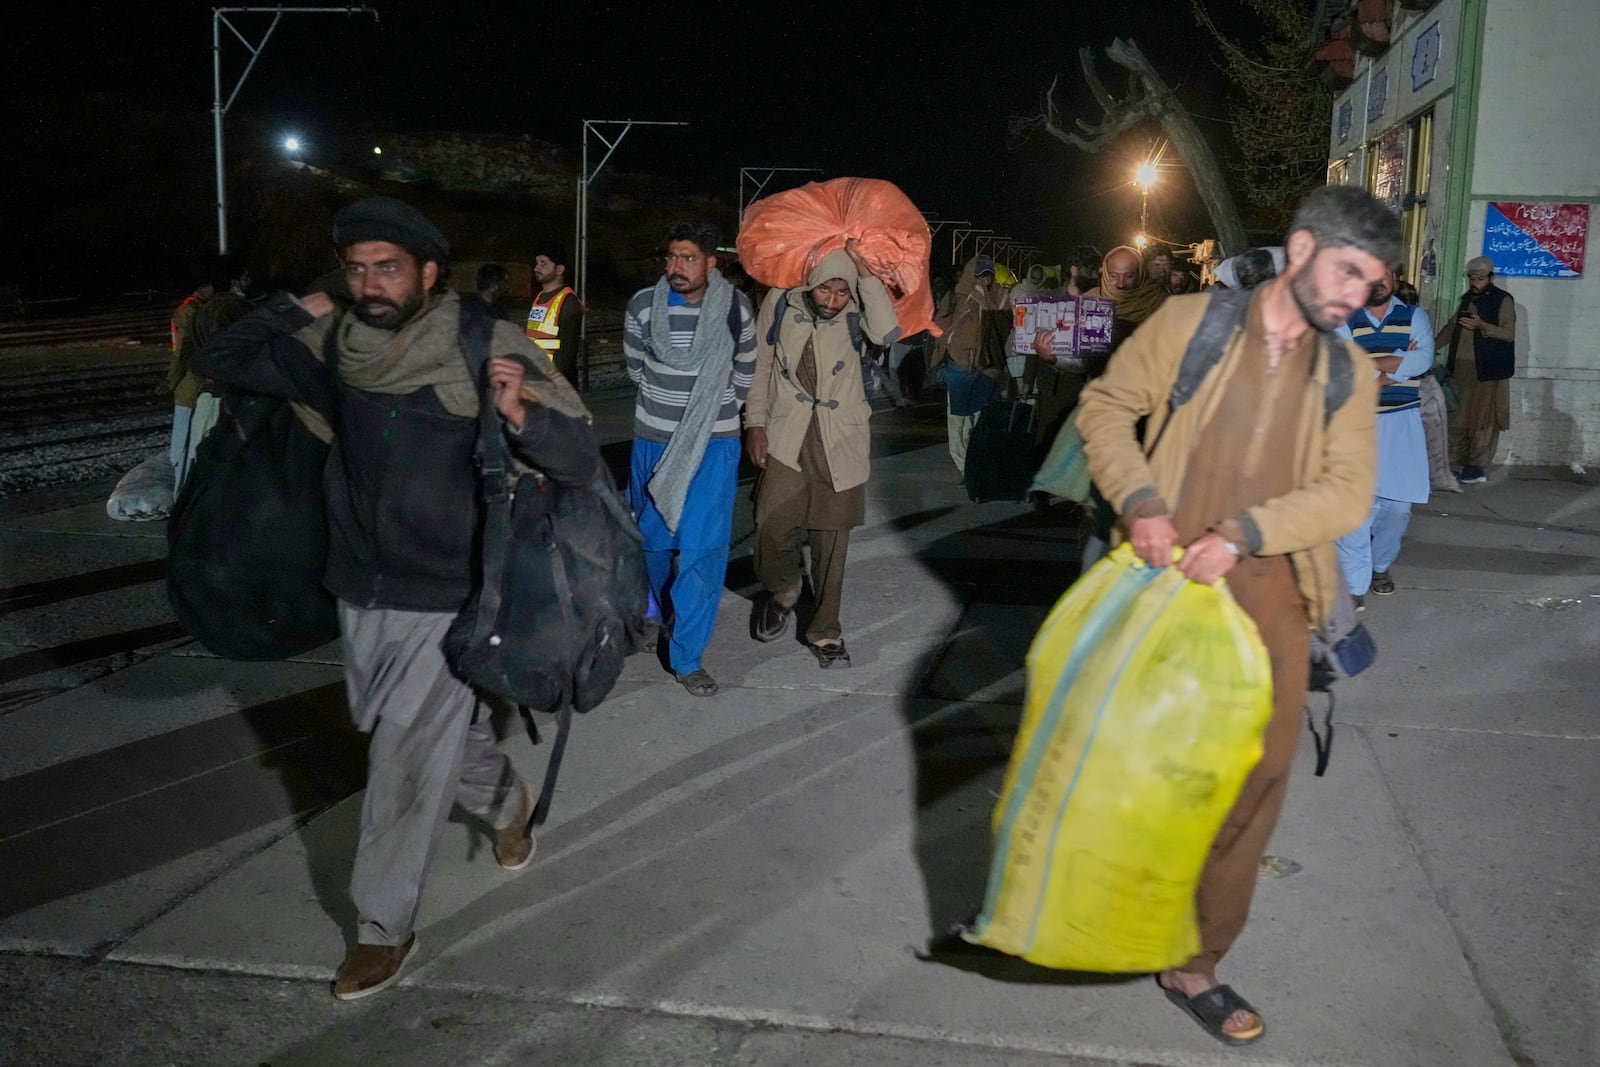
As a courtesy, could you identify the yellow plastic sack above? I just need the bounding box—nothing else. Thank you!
[964,543,1273,972]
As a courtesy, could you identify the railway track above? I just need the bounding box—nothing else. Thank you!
[0,332,171,495]
[0,306,170,348]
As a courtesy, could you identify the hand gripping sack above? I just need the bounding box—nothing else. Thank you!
[443,299,650,717]
[963,544,1274,972]
[735,176,940,338]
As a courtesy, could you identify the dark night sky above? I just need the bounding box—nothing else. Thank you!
[7,1,1259,290]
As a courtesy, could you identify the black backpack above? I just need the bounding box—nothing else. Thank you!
[166,392,339,660]
[443,298,650,822]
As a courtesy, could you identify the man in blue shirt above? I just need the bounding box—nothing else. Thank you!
[1335,269,1433,605]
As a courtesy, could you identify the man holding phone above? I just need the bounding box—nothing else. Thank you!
[1435,256,1517,484]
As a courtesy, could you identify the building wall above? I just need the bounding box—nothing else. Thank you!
[1331,0,1600,466]
[1464,0,1600,465]
[1327,0,1461,312]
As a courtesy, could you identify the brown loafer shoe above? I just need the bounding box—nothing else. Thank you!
[493,783,536,871]
[332,934,417,1001]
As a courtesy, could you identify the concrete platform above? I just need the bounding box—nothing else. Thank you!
[1,397,1595,1066]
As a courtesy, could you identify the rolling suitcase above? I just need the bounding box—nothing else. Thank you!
[963,397,1037,503]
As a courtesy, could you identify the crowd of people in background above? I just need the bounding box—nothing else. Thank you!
[157,186,1515,1029]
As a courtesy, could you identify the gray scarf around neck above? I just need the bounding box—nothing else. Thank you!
[646,269,736,533]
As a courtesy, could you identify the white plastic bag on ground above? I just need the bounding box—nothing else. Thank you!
[106,452,174,521]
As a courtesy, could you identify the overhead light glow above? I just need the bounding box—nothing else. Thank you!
[372,146,382,155]
[1135,233,1150,249]
[282,136,302,153]
[1135,162,1158,189]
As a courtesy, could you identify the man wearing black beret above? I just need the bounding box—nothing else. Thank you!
[191,196,604,1001]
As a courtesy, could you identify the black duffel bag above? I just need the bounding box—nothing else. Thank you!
[167,392,339,660]
[443,299,649,717]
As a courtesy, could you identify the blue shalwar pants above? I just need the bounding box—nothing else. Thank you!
[628,437,740,675]
[1336,496,1413,596]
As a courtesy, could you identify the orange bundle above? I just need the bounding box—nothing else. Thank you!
[736,177,941,337]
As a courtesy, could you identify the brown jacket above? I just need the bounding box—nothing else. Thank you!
[930,258,1007,372]
[1075,292,1378,627]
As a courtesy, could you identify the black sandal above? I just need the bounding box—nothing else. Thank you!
[1160,980,1265,1046]
[675,669,720,697]
[809,641,852,669]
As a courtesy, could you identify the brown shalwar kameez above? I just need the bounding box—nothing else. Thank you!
[1448,325,1514,469]
[1167,304,1314,973]
[753,338,865,644]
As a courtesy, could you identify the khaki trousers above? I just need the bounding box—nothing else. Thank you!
[339,603,526,946]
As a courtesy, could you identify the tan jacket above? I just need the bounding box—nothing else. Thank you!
[745,252,898,492]
[1075,292,1378,627]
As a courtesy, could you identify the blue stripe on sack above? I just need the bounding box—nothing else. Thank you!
[1022,573,1188,947]
[974,560,1162,934]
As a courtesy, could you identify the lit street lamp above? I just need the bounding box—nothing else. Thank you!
[1134,160,1158,252]
[282,135,303,154]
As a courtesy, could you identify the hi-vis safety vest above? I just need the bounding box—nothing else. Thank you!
[1348,300,1420,414]
[525,286,577,360]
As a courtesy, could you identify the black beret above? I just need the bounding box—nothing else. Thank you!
[532,241,570,268]
[332,197,450,263]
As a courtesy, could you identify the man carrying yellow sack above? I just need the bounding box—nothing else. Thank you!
[1075,185,1394,1045]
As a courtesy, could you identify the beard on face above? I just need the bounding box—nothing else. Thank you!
[1289,268,1355,332]
[353,288,425,329]
[805,292,845,319]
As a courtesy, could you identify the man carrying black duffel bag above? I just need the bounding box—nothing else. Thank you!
[190,197,602,1002]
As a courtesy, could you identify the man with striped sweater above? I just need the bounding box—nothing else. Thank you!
[1334,268,1433,605]
[623,221,757,696]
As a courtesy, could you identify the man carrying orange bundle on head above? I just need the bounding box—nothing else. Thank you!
[744,240,900,669]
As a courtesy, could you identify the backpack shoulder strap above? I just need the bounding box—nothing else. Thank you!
[764,290,789,347]
[846,310,866,354]
[1143,288,1251,456]
[456,295,509,483]
[1320,332,1353,426]
[727,289,745,345]
[1171,288,1252,411]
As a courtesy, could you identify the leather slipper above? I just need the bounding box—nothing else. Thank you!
[1159,980,1265,1046]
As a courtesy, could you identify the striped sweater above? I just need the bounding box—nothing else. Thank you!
[624,286,757,442]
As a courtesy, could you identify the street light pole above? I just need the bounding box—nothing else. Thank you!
[923,218,969,240]
[211,5,377,253]
[738,167,821,222]
[952,228,991,266]
[574,119,688,391]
